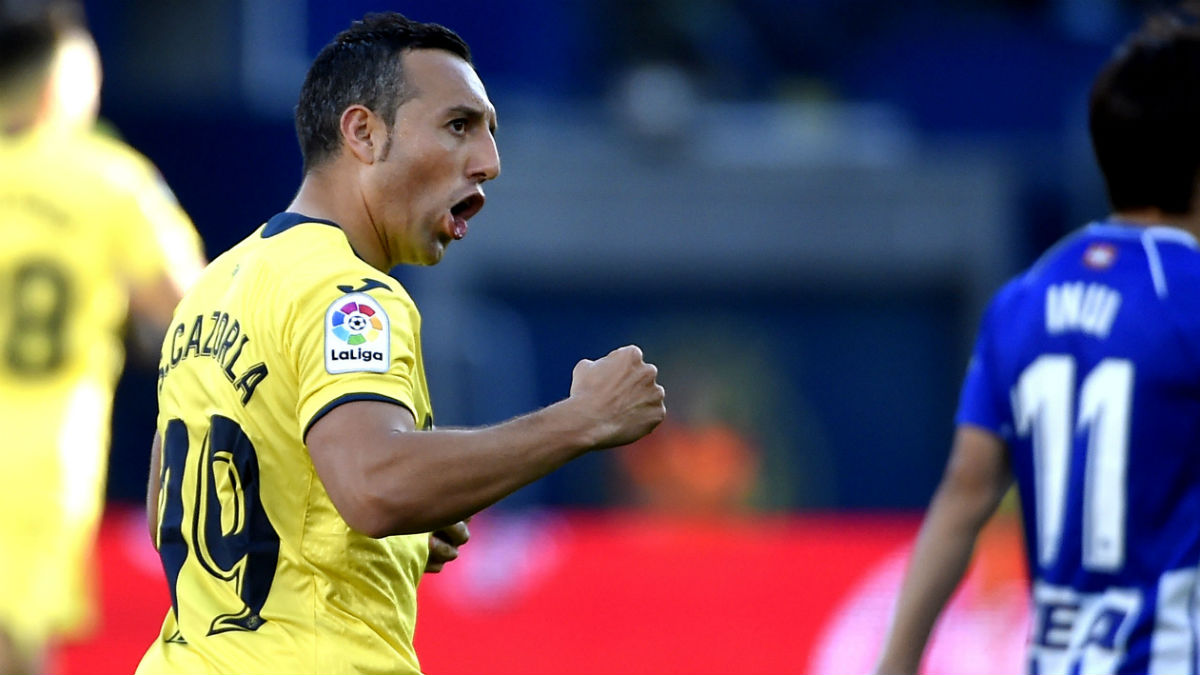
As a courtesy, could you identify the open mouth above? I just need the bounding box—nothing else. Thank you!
[447,192,484,241]
[451,193,485,222]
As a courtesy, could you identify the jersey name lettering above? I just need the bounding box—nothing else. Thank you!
[1045,282,1121,338]
[159,310,269,404]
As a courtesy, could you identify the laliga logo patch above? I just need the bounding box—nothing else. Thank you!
[325,292,390,374]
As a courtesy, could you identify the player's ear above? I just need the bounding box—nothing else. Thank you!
[340,105,381,164]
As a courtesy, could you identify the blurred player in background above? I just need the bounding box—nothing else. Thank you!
[875,3,1200,674]
[137,12,665,674]
[0,1,206,672]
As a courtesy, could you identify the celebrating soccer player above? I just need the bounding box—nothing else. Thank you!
[136,12,666,674]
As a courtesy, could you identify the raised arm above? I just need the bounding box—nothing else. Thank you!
[306,345,666,537]
[873,425,1012,675]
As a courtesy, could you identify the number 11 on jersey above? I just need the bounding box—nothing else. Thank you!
[1013,355,1132,572]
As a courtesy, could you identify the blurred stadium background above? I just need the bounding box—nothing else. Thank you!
[62,0,1147,672]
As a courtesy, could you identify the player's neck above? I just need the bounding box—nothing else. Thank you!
[287,170,390,271]
[1111,209,1200,241]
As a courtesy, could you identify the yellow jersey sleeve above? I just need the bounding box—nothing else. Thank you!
[292,277,431,437]
[89,134,206,290]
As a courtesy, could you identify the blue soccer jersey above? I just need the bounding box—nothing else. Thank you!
[957,220,1200,675]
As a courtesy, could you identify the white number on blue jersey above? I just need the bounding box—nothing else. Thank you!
[1013,355,1132,572]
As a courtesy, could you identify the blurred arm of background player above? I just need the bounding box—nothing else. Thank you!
[873,426,1012,675]
[51,21,206,360]
[38,7,206,515]
[125,243,206,361]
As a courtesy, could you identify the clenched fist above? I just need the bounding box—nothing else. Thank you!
[569,345,666,449]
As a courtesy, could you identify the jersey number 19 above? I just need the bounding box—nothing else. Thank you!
[157,415,281,637]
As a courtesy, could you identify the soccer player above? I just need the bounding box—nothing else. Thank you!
[0,2,206,673]
[874,5,1200,674]
[137,12,666,674]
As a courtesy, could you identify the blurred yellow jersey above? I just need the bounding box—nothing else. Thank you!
[0,127,203,648]
[138,213,433,675]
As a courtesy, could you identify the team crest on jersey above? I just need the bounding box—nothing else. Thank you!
[1083,242,1117,270]
[325,292,390,374]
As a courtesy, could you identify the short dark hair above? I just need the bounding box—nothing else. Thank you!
[0,0,84,94]
[295,12,471,173]
[1090,3,1200,214]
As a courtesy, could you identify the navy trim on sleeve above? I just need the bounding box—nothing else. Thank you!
[262,212,342,238]
[303,393,416,441]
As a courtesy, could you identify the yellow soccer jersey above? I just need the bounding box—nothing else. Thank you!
[0,127,203,646]
[139,213,433,675]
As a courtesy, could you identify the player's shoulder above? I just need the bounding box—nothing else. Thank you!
[1012,221,1200,330]
[2,127,155,188]
[1101,223,1200,305]
[1144,229,1200,330]
[71,129,158,176]
[255,213,376,276]
[251,213,414,306]
[58,129,175,202]
[1016,222,1200,288]
[1144,226,1200,279]
[980,225,1110,323]
[1019,225,1104,282]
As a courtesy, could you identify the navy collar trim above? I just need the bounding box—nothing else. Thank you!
[261,212,342,238]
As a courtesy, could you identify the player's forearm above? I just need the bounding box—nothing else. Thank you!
[875,439,1008,675]
[336,399,593,537]
[309,346,664,537]
[874,500,982,674]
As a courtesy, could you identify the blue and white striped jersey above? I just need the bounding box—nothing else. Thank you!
[958,220,1200,675]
